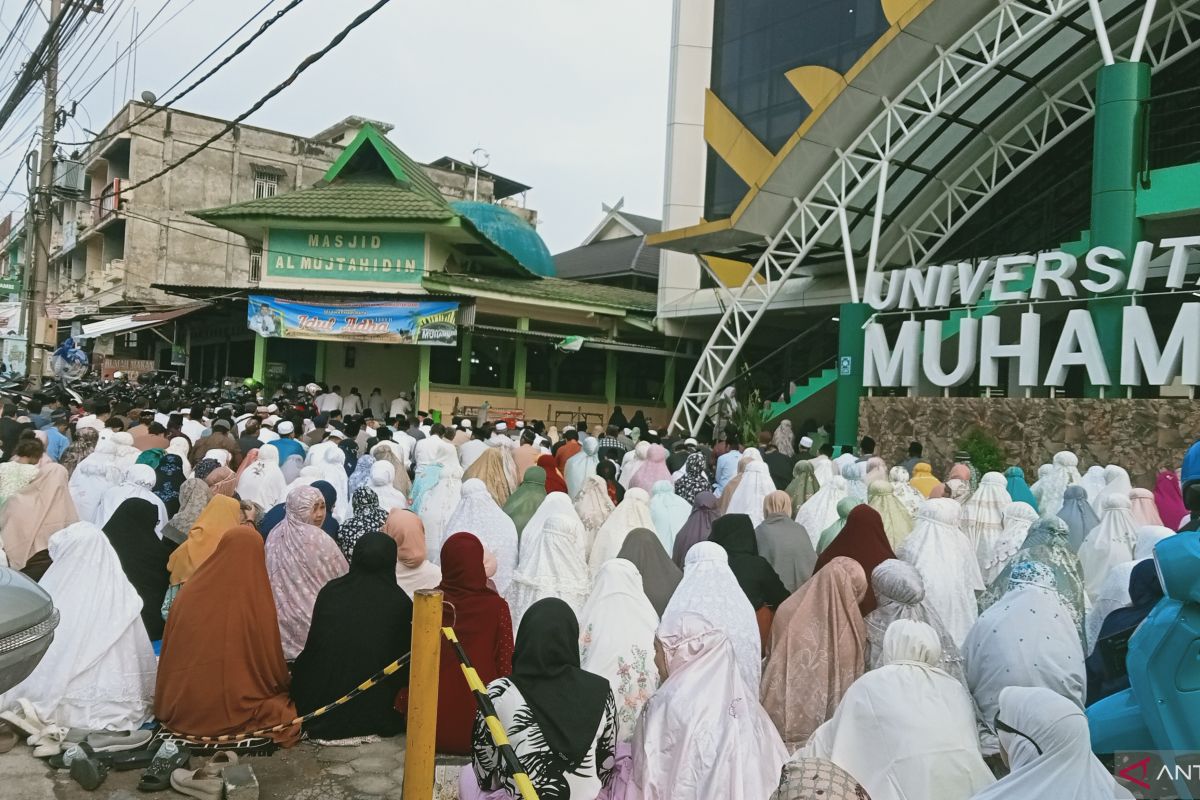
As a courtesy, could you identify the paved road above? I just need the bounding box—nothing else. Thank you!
[1,736,468,799]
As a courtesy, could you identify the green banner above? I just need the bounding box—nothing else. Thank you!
[264,228,425,284]
[0,271,22,294]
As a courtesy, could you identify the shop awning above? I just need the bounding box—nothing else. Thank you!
[80,304,209,338]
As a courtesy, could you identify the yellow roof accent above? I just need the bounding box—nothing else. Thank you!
[882,0,925,25]
[784,65,847,110]
[704,90,774,186]
[657,0,940,252]
[646,217,733,248]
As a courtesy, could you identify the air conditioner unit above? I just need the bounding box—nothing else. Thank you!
[53,160,85,193]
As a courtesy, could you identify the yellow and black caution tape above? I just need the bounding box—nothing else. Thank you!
[162,652,412,743]
[443,626,539,800]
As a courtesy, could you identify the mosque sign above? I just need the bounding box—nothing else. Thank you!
[264,228,425,284]
[861,235,1200,389]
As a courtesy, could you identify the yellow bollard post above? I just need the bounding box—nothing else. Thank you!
[403,589,443,800]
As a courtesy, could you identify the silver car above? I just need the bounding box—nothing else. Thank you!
[0,568,59,694]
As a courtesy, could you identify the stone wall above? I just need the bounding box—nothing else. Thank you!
[859,397,1199,488]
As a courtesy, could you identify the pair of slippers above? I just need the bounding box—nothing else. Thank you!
[49,729,161,792]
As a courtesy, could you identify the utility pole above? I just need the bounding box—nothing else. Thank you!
[24,0,62,380]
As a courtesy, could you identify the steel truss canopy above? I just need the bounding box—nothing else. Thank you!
[663,0,1200,435]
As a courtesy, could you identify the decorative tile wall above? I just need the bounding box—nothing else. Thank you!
[859,397,1198,487]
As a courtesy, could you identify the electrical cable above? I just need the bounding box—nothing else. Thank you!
[65,0,178,106]
[119,0,394,195]
[0,0,88,131]
[58,0,300,149]
[55,0,131,95]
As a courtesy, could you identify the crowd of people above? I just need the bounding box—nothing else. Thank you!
[0,388,1192,799]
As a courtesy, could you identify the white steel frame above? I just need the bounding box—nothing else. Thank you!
[670,0,1200,435]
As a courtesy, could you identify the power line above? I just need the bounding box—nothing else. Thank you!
[55,0,131,95]
[64,0,179,107]
[0,0,89,132]
[58,0,297,150]
[120,0,394,195]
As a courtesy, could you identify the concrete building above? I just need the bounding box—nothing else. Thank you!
[47,104,537,314]
[0,214,26,370]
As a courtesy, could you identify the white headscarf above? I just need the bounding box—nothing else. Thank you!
[962,562,1086,755]
[983,501,1039,585]
[564,436,600,499]
[166,437,193,477]
[578,558,660,742]
[1084,524,1174,652]
[589,487,654,573]
[960,471,1011,572]
[110,432,140,466]
[235,445,288,511]
[649,479,692,555]
[1078,493,1138,602]
[67,437,126,522]
[506,514,591,631]
[94,463,168,536]
[725,461,774,528]
[368,460,408,512]
[969,686,1133,800]
[842,460,868,504]
[418,463,463,563]
[799,620,995,800]
[285,465,321,494]
[1092,464,1134,515]
[896,498,985,647]
[441,478,518,594]
[0,522,156,730]
[574,474,615,551]
[888,466,924,517]
[629,610,787,800]
[619,440,652,490]
[659,541,761,694]
[796,475,849,549]
[315,445,350,522]
[1079,465,1107,506]
[1033,451,1079,517]
[519,491,586,564]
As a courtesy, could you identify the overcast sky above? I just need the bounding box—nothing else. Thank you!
[0,0,672,253]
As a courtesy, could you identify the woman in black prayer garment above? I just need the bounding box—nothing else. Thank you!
[291,531,412,740]
[467,598,617,800]
[103,497,171,641]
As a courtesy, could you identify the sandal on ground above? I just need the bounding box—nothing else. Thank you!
[0,703,43,738]
[109,747,160,771]
[0,720,18,754]
[30,725,69,758]
[69,752,110,791]
[169,765,225,800]
[49,742,104,770]
[86,728,154,753]
[137,740,191,793]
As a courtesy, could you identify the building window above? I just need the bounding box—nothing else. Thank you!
[254,171,279,199]
[526,341,607,397]
[467,333,515,390]
[617,350,666,403]
[249,246,262,281]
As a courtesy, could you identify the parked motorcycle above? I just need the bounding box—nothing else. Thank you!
[1087,531,1200,797]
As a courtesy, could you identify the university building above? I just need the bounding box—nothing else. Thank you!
[652,0,1200,482]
